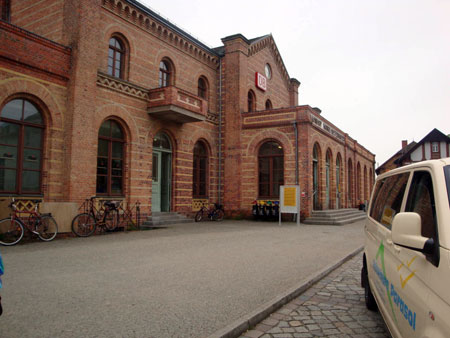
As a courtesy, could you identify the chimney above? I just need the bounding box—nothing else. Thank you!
[402,140,407,149]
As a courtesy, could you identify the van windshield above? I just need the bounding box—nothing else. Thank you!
[445,165,450,208]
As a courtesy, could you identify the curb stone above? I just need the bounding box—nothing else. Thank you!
[207,246,364,338]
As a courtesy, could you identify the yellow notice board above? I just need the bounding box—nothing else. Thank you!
[279,185,300,225]
[284,187,297,207]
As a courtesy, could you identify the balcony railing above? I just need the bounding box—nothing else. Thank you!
[147,86,207,123]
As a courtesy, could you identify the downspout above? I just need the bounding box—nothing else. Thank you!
[218,58,222,205]
[293,121,299,185]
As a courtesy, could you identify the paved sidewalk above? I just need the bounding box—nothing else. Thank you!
[0,219,367,338]
[239,252,391,338]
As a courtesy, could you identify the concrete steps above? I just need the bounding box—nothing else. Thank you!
[141,212,194,228]
[303,208,367,225]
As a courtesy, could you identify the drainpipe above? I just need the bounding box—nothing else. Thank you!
[293,121,299,185]
[218,58,223,205]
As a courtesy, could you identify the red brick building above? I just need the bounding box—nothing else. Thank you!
[0,0,375,231]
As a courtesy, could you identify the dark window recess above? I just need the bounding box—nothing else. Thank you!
[193,141,208,197]
[107,37,124,78]
[96,120,124,196]
[405,171,437,239]
[248,91,255,112]
[369,173,409,229]
[258,141,284,198]
[0,99,44,194]
[198,78,207,100]
[159,61,171,88]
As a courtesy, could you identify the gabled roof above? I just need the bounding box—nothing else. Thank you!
[376,141,417,174]
[395,128,450,164]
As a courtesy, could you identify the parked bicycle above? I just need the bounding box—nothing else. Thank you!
[71,196,120,237]
[0,198,58,246]
[194,203,224,222]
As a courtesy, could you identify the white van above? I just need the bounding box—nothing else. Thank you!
[362,158,450,338]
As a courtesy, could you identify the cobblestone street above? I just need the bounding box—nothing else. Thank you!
[240,253,391,338]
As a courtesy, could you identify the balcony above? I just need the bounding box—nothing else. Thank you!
[147,86,207,123]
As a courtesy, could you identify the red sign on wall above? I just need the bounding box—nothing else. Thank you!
[255,72,267,91]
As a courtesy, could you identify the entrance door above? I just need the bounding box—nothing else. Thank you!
[152,133,172,213]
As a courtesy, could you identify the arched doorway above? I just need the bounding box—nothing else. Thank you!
[336,155,342,209]
[325,150,331,209]
[152,132,172,212]
[312,144,320,210]
[258,141,284,198]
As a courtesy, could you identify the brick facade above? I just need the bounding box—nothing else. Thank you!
[0,0,375,231]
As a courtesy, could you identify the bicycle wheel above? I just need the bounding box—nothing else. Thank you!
[104,209,119,231]
[71,213,96,237]
[212,209,224,221]
[37,215,58,241]
[194,209,204,222]
[0,218,24,246]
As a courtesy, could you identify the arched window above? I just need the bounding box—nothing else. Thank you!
[336,154,342,208]
[312,143,321,209]
[108,37,125,79]
[258,141,284,198]
[197,77,208,100]
[348,159,353,206]
[193,141,208,197]
[97,119,125,195]
[265,99,273,110]
[325,149,332,209]
[248,90,256,112]
[0,98,45,194]
[159,60,172,87]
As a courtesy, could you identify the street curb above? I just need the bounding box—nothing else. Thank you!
[207,245,364,338]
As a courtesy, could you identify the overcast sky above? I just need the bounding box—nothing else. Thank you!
[140,0,450,167]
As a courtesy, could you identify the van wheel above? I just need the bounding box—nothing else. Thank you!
[362,263,378,311]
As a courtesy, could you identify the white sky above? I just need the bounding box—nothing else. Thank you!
[140,0,450,166]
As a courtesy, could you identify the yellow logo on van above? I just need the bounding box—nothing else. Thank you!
[397,256,417,289]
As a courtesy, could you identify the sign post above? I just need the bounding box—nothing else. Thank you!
[279,185,300,226]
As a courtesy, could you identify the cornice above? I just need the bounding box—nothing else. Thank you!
[102,0,219,68]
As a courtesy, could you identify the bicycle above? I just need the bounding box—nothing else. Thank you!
[0,198,58,246]
[71,196,120,237]
[194,203,224,222]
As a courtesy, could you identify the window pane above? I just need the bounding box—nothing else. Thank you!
[1,99,22,120]
[24,126,42,148]
[405,171,436,238]
[259,183,269,197]
[0,145,17,168]
[23,149,41,170]
[0,168,16,191]
[369,173,409,228]
[152,154,158,182]
[259,141,283,156]
[98,139,108,157]
[23,101,43,124]
[112,142,123,158]
[21,170,40,192]
[111,122,123,139]
[111,159,122,176]
[97,157,108,175]
[96,175,107,194]
[0,122,20,145]
[99,121,110,137]
[108,49,114,58]
[111,177,122,194]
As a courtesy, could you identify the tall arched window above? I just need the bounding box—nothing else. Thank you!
[108,37,125,79]
[193,141,208,197]
[356,162,361,202]
[159,60,172,87]
[258,141,284,198]
[248,90,256,112]
[0,98,45,194]
[312,143,321,209]
[265,99,273,110]
[197,77,208,100]
[97,119,125,195]
[348,159,353,206]
[325,149,332,209]
[336,154,342,208]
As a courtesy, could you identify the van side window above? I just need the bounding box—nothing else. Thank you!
[405,171,436,239]
[369,173,409,229]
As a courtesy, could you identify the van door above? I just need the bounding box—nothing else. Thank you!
[366,172,409,336]
[390,170,439,337]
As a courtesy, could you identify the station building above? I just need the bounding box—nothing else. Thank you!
[0,0,375,231]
